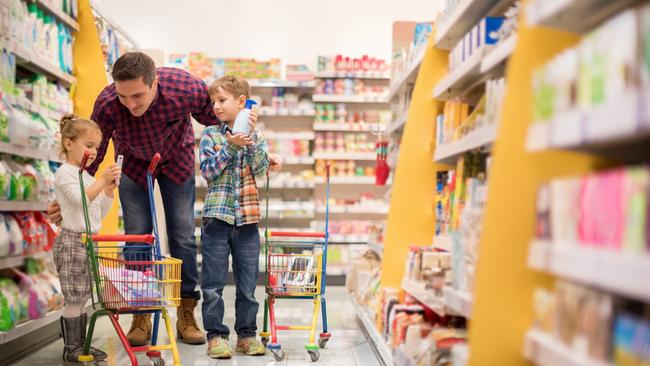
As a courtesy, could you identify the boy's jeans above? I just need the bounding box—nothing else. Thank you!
[119,173,200,300]
[201,218,260,340]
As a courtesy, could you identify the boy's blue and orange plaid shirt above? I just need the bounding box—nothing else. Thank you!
[199,124,269,226]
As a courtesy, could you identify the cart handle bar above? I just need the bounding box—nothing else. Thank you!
[269,231,326,238]
[148,153,161,173]
[88,234,155,243]
[79,151,90,172]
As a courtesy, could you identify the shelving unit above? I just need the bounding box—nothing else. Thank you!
[433,123,499,164]
[259,110,315,117]
[401,278,445,316]
[387,47,426,100]
[313,123,381,132]
[314,71,390,80]
[384,110,409,136]
[0,251,52,271]
[480,34,518,74]
[37,0,79,31]
[10,42,76,88]
[249,79,315,88]
[444,286,473,319]
[367,241,384,257]
[527,241,650,302]
[524,329,613,366]
[526,0,640,34]
[0,201,48,212]
[312,95,388,103]
[351,297,393,366]
[314,176,377,185]
[435,0,506,50]
[312,152,376,161]
[432,49,483,100]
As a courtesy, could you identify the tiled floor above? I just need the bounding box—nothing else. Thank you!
[11,286,380,365]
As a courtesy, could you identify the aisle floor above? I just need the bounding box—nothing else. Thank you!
[12,286,380,366]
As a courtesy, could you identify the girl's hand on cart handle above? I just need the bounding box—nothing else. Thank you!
[148,153,161,173]
[46,201,62,226]
[226,131,252,147]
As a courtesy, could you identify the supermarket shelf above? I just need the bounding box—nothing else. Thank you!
[401,278,445,316]
[367,241,384,257]
[313,95,388,104]
[264,131,316,140]
[433,123,499,165]
[434,235,452,251]
[259,110,315,117]
[11,42,76,87]
[480,34,518,74]
[385,110,409,135]
[328,234,369,244]
[527,240,650,302]
[432,50,483,100]
[37,0,79,31]
[314,176,378,185]
[351,297,393,366]
[0,142,50,161]
[0,201,48,212]
[317,206,389,216]
[434,0,502,50]
[524,329,613,366]
[523,94,650,161]
[282,156,315,165]
[259,181,316,189]
[314,71,390,80]
[0,251,52,271]
[313,123,381,132]
[387,47,426,100]
[313,152,376,161]
[526,0,640,34]
[249,79,315,88]
[444,286,473,319]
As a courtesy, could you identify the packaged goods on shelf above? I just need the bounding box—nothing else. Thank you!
[4,1,75,75]
[314,78,388,97]
[0,157,56,203]
[286,64,313,81]
[314,132,375,155]
[391,22,432,79]
[254,88,314,116]
[405,246,452,292]
[318,194,389,214]
[535,165,650,253]
[314,103,391,127]
[266,137,311,160]
[435,78,503,147]
[93,11,135,77]
[312,220,374,237]
[346,250,382,303]
[260,170,315,188]
[531,4,650,147]
[494,2,520,43]
[315,159,376,178]
[529,281,648,364]
[448,17,504,71]
[167,53,281,82]
[317,54,388,75]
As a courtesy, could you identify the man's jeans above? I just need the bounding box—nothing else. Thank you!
[119,173,200,300]
[201,218,260,340]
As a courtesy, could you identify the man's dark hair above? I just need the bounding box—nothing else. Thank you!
[112,52,156,86]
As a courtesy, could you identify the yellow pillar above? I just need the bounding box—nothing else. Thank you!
[72,0,118,234]
[380,34,451,287]
[467,8,607,365]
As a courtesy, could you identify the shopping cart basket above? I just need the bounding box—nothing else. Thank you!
[259,163,332,362]
[77,152,181,366]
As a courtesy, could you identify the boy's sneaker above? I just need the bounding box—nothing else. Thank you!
[207,337,232,359]
[236,337,266,356]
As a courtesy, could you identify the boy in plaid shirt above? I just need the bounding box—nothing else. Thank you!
[199,76,269,358]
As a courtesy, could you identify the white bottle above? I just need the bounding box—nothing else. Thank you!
[231,99,257,135]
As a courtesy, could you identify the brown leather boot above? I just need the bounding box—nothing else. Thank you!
[126,314,152,346]
[177,298,206,344]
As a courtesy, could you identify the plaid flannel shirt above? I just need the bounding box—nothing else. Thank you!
[88,67,220,188]
[200,124,269,226]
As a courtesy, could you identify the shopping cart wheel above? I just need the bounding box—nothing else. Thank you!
[150,357,165,366]
[78,354,94,365]
[308,349,320,362]
[270,349,284,361]
[261,336,269,347]
[318,337,329,348]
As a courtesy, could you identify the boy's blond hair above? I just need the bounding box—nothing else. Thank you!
[209,75,250,100]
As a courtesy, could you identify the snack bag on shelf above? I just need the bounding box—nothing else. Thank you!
[0,278,20,331]
[12,269,47,320]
